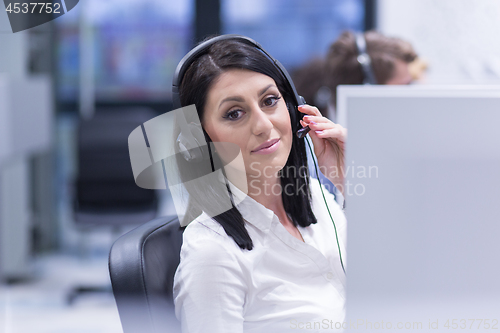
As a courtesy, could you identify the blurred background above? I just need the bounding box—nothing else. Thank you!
[1,0,500,332]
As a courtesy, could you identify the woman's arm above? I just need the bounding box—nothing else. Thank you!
[173,233,247,333]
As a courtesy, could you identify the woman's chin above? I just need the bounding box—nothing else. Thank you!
[245,160,287,180]
[244,141,291,179]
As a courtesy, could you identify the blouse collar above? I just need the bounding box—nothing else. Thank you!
[218,171,275,234]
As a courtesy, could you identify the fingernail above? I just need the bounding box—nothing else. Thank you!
[311,121,317,125]
[315,130,324,134]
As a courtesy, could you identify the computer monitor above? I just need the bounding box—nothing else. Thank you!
[337,86,500,332]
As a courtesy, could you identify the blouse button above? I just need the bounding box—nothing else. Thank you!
[326,272,334,280]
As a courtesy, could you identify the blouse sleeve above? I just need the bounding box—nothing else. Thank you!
[173,229,247,333]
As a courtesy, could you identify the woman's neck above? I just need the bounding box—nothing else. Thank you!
[224,167,290,225]
[246,173,304,242]
[246,174,287,219]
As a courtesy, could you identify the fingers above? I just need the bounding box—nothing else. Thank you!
[300,119,347,146]
[304,123,345,139]
[300,119,346,137]
[314,127,346,141]
[302,115,328,124]
[298,104,322,117]
[300,120,331,131]
[298,104,348,143]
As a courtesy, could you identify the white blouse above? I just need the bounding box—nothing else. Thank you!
[173,176,347,333]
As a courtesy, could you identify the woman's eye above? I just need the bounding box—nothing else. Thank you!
[263,95,281,107]
[224,109,243,120]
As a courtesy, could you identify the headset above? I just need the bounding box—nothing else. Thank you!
[355,32,377,85]
[172,34,345,273]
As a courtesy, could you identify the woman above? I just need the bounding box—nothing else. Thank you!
[172,35,348,333]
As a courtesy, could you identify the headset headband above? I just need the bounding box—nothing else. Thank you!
[355,32,377,85]
[172,34,305,109]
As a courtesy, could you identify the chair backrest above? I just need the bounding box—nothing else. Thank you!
[76,108,158,214]
[109,216,183,333]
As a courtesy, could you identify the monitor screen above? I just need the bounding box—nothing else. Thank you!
[222,0,365,71]
[56,0,193,102]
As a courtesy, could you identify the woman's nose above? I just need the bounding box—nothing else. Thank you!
[250,106,274,136]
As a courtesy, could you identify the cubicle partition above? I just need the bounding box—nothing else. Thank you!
[0,75,53,281]
[337,86,500,332]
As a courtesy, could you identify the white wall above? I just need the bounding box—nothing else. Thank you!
[378,0,500,84]
[0,5,28,78]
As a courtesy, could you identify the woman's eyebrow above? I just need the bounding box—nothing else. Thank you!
[258,84,274,96]
[219,96,244,109]
[218,84,276,109]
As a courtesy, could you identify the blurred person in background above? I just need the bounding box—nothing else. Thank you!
[293,30,424,120]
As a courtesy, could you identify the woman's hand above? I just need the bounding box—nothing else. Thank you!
[298,104,347,194]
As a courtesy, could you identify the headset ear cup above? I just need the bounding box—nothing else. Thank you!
[177,123,209,162]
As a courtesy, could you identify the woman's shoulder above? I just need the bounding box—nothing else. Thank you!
[307,176,347,230]
[184,212,225,238]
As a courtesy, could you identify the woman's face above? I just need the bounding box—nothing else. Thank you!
[202,69,293,180]
[385,59,412,85]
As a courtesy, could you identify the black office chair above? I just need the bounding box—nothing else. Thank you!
[109,215,183,333]
[68,107,161,305]
[74,107,159,227]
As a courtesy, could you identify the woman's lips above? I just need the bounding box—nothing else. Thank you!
[252,138,280,155]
